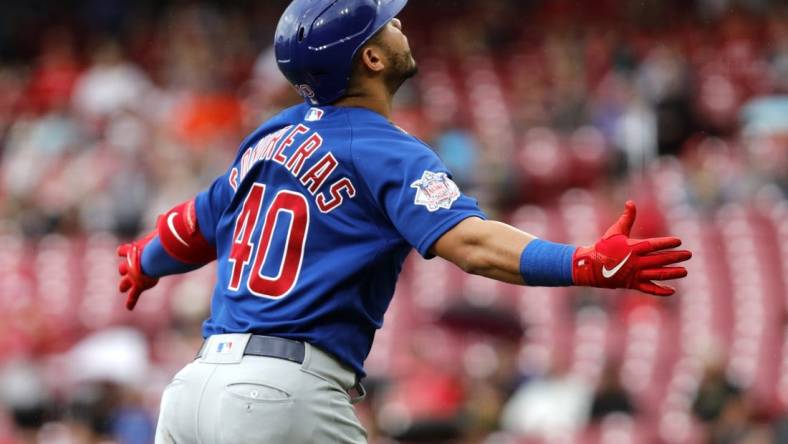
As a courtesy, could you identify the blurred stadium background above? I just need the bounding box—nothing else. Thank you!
[0,0,787,443]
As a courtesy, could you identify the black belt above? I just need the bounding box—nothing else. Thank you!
[197,334,366,403]
[197,335,305,364]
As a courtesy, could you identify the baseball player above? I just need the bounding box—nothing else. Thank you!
[117,0,692,442]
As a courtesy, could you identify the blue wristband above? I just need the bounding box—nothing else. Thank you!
[519,239,576,287]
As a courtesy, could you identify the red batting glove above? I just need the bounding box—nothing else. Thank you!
[573,201,692,296]
[117,231,159,310]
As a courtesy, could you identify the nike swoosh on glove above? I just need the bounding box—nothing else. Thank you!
[117,230,160,310]
[572,201,692,296]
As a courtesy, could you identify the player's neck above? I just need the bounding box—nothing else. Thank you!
[333,87,394,120]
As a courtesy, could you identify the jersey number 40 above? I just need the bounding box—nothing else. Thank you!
[228,183,309,298]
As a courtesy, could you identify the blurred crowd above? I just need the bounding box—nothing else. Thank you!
[0,0,787,443]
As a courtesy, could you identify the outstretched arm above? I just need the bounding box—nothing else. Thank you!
[430,218,535,285]
[431,201,692,296]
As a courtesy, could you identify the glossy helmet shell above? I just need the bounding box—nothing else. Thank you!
[275,0,408,105]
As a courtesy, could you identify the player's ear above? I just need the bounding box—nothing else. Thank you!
[358,45,386,74]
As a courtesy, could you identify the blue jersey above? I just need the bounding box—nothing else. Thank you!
[193,103,486,376]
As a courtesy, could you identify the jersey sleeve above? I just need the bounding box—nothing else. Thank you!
[350,129,487,258]
[194,169,234,246]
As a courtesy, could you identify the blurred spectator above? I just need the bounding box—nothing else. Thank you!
[500,355,593,440]
[27,29,80,114]
[433,125,479,189]
[589,362,635,421]
[439,303,524,441]
[692,361,742,423]
[375,330,466,443]
[689,360,775,443]
[611,84,659,172]
[110,392,156,444]
[740,96,788,194]
[704,395,774,444]
[774,416,788,443]
[636,45,695,156]
[71,40,152,124]
[0,361,52,444]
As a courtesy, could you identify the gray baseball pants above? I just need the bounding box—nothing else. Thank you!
[154,335,368,443]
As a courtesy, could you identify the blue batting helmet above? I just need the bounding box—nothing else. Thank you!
[275,0,408,106]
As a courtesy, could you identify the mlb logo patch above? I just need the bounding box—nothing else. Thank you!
[216,341,234,354]
[410,171,461,212]
[305,108,324,122]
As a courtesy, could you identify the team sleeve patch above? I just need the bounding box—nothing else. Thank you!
[410,171,461,212]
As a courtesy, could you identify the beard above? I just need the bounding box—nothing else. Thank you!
[381,44,418,95]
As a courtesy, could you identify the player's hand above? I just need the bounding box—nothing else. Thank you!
[117,231,159,310]
[572,201,691,296]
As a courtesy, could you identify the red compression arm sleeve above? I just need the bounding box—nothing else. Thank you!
[156,198,217,265]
